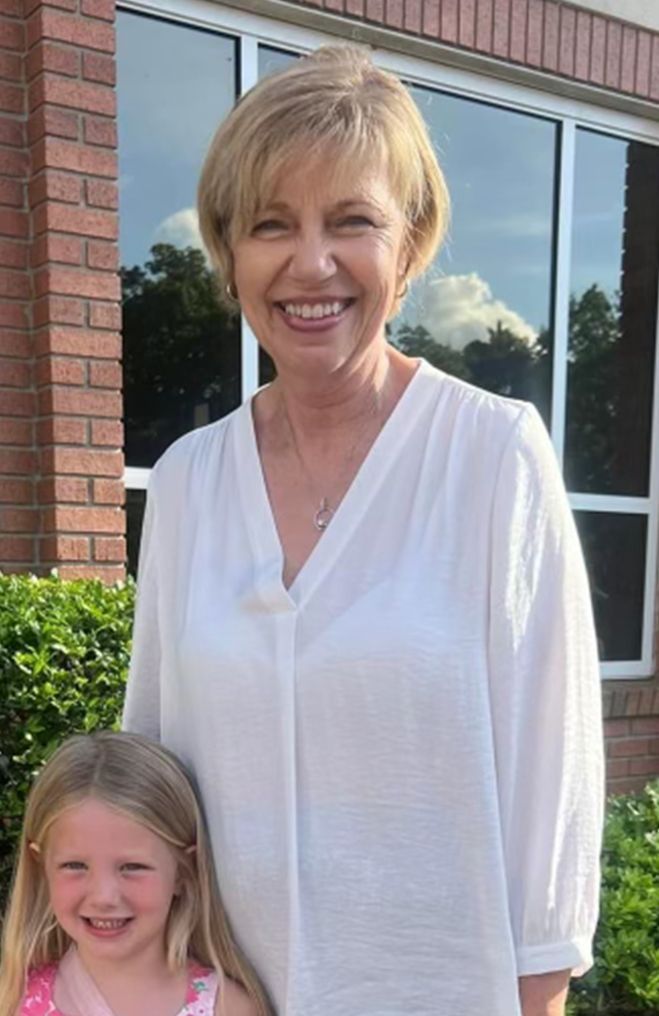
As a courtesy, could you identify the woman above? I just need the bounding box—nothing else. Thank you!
[124,45,603,1016]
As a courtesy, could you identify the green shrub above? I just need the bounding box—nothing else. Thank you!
[567,781,659,1015]
[0,572,134,903]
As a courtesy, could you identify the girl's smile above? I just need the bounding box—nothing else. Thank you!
[41,797,180,967]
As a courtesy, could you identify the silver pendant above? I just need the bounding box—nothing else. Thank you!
[314,498,334,531]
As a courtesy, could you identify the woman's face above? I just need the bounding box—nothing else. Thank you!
[232,154,409,382]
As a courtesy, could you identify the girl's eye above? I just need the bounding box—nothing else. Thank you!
[121,863,150,872]
[60,861,86,871]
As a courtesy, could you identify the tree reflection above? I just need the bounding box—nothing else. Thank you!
[122,249,628,494]
[394,284,630,493]
[394,314,551,422]
[565,285,621,493]
[122,243,241,467]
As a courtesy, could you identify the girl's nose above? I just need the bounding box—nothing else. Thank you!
[87,872,122,908]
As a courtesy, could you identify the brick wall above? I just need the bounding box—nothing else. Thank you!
[293,0,659,101]
[604,716,659,796]
[0,0,33,570]
[0,0,124,581]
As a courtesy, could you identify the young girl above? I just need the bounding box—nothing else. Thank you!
[0,731,271,1016]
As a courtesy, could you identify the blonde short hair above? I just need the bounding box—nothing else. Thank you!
[0,732,272,1016]
[198,44,450,307]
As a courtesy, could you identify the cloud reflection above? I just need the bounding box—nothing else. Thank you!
[409,273,537,350]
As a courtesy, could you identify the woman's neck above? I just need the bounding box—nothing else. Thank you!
[260,343,415,449]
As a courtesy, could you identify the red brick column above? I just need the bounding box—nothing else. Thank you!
[27,0,124,581]
[0,0,34,571]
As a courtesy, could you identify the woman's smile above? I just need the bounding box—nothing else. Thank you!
[275,297,356,331]
[232,155,408,378]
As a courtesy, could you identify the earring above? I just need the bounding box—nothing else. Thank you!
[226,281,238,302]
[396,278,409,300]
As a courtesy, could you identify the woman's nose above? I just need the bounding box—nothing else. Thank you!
[288,229,336,282]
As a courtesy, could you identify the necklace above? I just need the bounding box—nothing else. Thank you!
[281,390,385,532]
[314,497,335,532]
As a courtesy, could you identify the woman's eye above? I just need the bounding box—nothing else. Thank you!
[252,219,287,234]
[336,216,374,228]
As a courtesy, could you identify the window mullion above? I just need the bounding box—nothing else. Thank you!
[239,33,261,401]
[550,117,576,470]
[124,466,151,490]
[641,282,659,671]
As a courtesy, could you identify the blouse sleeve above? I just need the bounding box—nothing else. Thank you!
[122,477,162,741]
[488,404,604,978]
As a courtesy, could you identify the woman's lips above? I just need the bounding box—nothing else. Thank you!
[275,298,354,332]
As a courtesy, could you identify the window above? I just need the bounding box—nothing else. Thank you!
[567,129,659,665]
[117,10,241,563]
[400,87,557,425]
[118,6,659,676]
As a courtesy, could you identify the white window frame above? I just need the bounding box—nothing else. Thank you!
[121,0,659,679]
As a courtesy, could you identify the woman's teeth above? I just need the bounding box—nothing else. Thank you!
[282,301,347,319]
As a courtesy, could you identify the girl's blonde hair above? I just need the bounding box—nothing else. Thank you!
[0,731,271,1016]
[198,43,450,311]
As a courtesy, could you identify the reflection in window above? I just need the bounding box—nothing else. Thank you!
[575,511,647,661]
[565,130,659,497]
[259,45,298,78]
[117,13,241,467]
[257,46,299,387]
[396,88,558,423]
[126,488,147,577]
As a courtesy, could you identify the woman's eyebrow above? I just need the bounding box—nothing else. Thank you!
[259,198,383,214]
[331,198,382,210]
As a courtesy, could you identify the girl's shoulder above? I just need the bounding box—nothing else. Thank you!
[19,964,59,1015]
[181,964,220,1015]
[183,964,259,1016]
[219,977,260,1016]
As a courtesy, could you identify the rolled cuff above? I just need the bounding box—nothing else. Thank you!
[516,936,594,978]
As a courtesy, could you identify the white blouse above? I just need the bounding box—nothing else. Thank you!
[124,360,604,1016]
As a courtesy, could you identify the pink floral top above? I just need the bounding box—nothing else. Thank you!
[19,962,219,1015]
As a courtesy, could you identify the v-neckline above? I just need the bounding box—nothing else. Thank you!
[47,956,212,1016]
[235,359,435,607]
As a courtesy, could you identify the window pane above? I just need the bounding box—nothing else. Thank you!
[574,511,647,661]
[117,13,241,466]
[257,46,298,387]
[565,130,659,496]
[126,488,147,578]
[259,44,298,78]
[398,88,558,423]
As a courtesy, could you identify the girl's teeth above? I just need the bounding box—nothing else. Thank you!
[88,918,128,929]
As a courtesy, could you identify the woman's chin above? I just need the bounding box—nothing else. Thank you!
[266,317,389,383]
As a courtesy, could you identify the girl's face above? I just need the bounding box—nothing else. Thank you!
[41,797,180,969]
[232,153,408,384]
